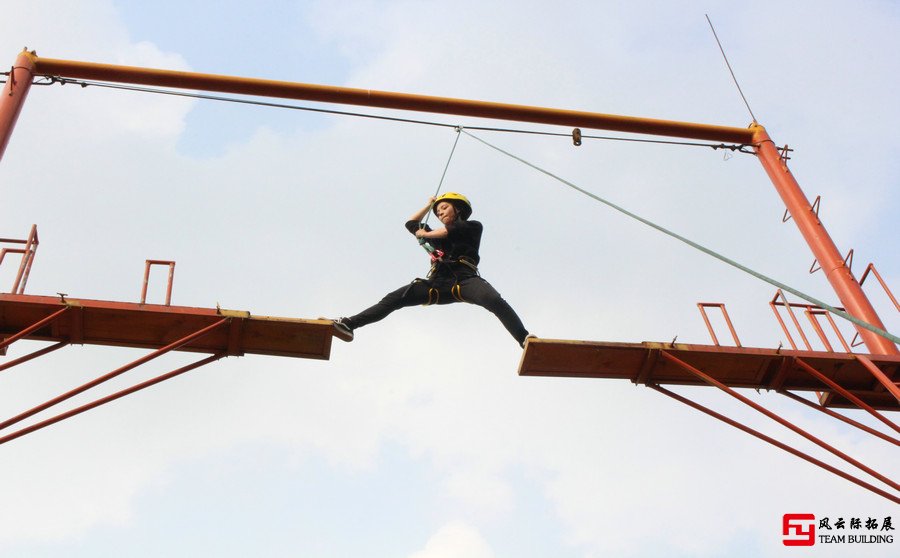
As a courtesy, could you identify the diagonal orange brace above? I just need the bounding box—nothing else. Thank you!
[0,341,68,373]
[856,354,900,404]
[649,384,900,505]
[0,306,69,352]
[778,390,899,447]
[0,352,226,446]
[0,317,229,432]
[659,350,900,493]
[794,357,900,435]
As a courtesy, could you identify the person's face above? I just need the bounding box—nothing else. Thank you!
[435,201,458,225]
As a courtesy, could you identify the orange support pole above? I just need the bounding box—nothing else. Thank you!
[752,125,898,356]
[0,50,36,162]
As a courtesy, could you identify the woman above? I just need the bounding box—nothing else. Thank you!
[333,192,533,347]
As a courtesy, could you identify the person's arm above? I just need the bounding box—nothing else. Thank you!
[415,226,448,240]
[407,197,449,239]
[408,197,436,223]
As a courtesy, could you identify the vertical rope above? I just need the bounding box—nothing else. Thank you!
[422,126,463,227]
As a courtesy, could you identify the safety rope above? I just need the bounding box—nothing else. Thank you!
[422,127,462,227]
[416,127,462,261]
[460,128,900,346]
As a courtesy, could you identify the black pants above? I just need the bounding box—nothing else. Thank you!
[344,275,529,345]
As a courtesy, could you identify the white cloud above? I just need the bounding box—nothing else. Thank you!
[408,521,495,558]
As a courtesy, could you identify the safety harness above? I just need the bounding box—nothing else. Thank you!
[406,255,480,306]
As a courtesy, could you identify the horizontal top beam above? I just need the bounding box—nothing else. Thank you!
[29,54,756,144]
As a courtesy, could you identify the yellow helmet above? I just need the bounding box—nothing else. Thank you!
[433,192,472,220]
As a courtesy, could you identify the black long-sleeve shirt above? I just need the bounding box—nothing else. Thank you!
[405,219,482,278]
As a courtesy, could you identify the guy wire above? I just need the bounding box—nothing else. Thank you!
[706,14,758,124]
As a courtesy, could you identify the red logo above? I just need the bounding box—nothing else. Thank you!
[783,514,816,546]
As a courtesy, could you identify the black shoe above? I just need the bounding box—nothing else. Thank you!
[332,318,354,340]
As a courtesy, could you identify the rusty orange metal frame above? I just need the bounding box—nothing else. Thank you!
[0,279,351,444]
[520,338,899,410]
[0,349,226,446]
[0,340,68,372]
[696,302,742,347]
[650,384,899,504]
[770,289,857,354]
[0,224,39,294]
[0,292,350,358]
[778,389,899,446]
[751,126,896,356]
[27,55,756,144]
[859,263,900,312]
[657,349,898,492]
[0,51,35,160]
[1,49,892,356]
[141,259,176,305]
[0,317,229,434]
[770,289,813,351]
[520,338,900,500]
[792,357,900,435]
[805,307,852,353]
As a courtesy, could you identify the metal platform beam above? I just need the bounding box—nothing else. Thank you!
[0,293,351,361]
[519,338,900,411]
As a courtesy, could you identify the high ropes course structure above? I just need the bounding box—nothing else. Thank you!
[1,48,898,503]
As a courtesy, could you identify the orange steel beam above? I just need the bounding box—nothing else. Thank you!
[26,54,755,144]
[0,50,36,161]
[752,125,898,356]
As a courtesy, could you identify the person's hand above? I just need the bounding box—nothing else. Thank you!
[415,228,428,239]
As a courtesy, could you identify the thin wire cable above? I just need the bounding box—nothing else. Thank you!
[49,76,461,129]
[34,75,750,152]
[706,14,758,123]
[460,128,900,346]
[422,127,463,227]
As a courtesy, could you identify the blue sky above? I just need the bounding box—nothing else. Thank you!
[1,1,898,557]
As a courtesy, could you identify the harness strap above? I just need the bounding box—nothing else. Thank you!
[451,283,465,302]
[428,257,479,278]
[425,287,439,306]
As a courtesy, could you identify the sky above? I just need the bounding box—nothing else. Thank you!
[0,1,898,556]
